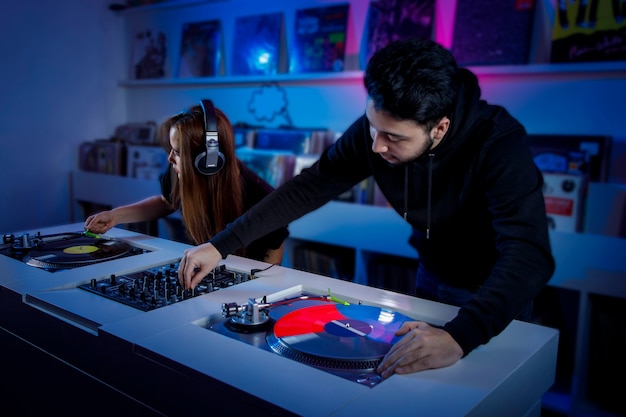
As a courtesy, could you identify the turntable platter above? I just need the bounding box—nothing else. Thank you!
[22,233,135,270]
[267,304,412,370]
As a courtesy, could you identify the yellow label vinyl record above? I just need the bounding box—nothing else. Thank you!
[22,232,135,270]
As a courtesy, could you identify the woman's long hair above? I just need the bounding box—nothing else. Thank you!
[159,104,244,246]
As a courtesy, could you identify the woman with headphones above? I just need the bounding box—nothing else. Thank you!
[84,100,288,264]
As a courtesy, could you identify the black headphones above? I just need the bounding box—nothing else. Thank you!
[194,99,225,175]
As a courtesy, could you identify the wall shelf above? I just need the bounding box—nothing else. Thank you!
[118,71,366,87]
[113,0,227,15]
[70,170,626,285]
[118,61,626,87]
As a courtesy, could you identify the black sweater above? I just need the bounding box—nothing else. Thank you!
[211,68,555,356]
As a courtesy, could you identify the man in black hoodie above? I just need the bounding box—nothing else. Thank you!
[178,39,555,377]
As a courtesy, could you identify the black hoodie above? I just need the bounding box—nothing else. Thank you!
[211,68,555,356]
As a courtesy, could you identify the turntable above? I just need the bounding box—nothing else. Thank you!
[207,289,415,387]
[0,231,147,272]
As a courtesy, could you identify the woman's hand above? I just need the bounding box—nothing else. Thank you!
[84,211,117,234]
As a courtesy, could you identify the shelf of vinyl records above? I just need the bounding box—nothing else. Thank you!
[115,0,626,88]
[71,165,626,291]
[281,200,418,290]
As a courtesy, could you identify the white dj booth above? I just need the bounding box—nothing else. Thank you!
[0,223,558,417]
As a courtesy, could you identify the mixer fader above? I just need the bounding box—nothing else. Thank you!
[78,262,252,311]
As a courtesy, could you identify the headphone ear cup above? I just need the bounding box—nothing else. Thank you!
[196,99,224,176]
[194,151,225,175]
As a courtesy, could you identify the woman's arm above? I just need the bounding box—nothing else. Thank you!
[84,195,175,234]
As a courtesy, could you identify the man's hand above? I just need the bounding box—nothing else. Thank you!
[178,243,223,289]
[377,321,463,378]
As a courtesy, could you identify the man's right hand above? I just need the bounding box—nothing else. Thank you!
[178,242,223,289]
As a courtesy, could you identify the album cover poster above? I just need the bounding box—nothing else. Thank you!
[231,12,284,75]
[550,0,626,63]
[360,0,434,69]
[131,29,168,79]
[451,0,536,66]
[290,3,350,73]
[178,19,222,78]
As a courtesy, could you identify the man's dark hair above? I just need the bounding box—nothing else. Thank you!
[364,39,459,130]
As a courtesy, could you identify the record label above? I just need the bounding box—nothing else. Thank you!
[63,245,99,254]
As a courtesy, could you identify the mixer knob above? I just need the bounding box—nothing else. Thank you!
[110,274,116,285]
[90,278,97,289]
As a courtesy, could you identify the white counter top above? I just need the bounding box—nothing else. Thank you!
[0,223,558,416]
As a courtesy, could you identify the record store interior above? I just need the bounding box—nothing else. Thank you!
[1,0,626,416]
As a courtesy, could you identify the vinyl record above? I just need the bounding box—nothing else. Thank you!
[267,304,413,369]
[267,297,334,321]
[23,233,133,269]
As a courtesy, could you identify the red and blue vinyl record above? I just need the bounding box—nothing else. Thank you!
[267,303,413,367]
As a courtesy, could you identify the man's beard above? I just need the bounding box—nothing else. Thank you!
[386,136,435,166]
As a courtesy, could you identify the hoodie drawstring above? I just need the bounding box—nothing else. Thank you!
[426,153,434,239]
[404,153,434,239]
[403,165,408,221]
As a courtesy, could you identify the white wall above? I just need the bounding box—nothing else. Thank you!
[0,0,624,234]
[0,0,124,233]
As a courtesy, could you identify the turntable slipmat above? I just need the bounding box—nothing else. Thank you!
[266,304,412,370]
[24,233,133,269]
